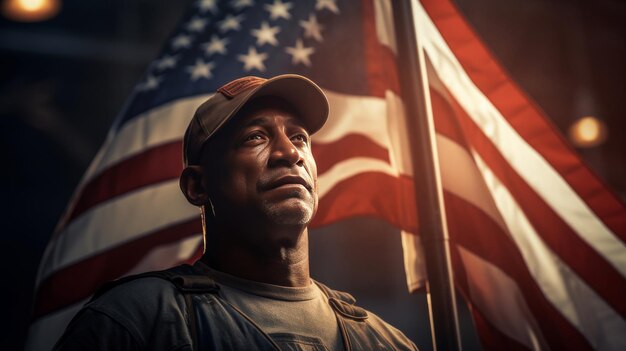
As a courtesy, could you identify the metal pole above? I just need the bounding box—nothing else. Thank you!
[391,1,462,350]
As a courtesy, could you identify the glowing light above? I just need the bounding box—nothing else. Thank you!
[2,0,60,22]
[569,116,607,148]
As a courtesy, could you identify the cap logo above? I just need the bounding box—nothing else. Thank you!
[217,76,266,98]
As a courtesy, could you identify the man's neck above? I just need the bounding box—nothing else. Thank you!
[203,226,311,287]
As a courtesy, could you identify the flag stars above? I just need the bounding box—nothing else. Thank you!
[316,0,339,14]
[138,74,161,92]
[238,46,268,72]
[201,35,229,56]
[186,16,209,32]
[196,0,218,14]
[252,22,281,47]
[286,39,315,67]
[219,14,244,33]
[171,34,193,50]
[187,59,215,80]
[300,14,324,42]
[265,0,292,21]
[154,54,178,71]
[231,0,254,11]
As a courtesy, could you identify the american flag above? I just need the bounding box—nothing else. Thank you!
[27,0,626,350]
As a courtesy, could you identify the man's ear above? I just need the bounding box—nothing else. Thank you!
[180,165,209,206]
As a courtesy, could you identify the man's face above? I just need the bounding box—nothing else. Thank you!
[207,98,318,231]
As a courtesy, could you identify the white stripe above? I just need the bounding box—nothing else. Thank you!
[373,0,397,54]
[314,91,390,148]
[437,134,507,231]
[317,157,398,198]
[87,94,211,180]
[414,1,626,276]
[401,230,427,291]
[25,300,86,351]
[458,246,549,350]
[125,235,202,276]
[37,180,197,285]
[474,152,626,350]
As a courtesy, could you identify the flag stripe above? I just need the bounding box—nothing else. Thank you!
[37,180,197,284]
[464,106,626,316]
[445,192,592,349]
[314,135,390,175]
[456,245,549,350]
[471,153,626,350]
[423,33,626,315]
[85,95,210,184]
[313,170,417,233]
[418,0,626,264]
[62,141,184,228]
[34,219,201,318]
[361,0,400,97]
[420,0,626,240]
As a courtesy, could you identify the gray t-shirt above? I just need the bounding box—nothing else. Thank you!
[198,262,344,351]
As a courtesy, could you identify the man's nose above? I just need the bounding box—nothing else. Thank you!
[268,132,303,167]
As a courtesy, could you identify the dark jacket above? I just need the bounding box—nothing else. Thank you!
[54,263,418,351]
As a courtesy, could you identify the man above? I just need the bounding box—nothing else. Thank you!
[54,74,418,350]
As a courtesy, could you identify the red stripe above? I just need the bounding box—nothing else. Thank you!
[361,0,400,97]
[60,141,183,230]
[56,134,390,240]
[421,0,626,240]
[446,192,593,349]
[312,171,417,233]
[33,218,202,319]
[312,134,390,175]
[432,66,626,317]
[453,275,531,351]
[468,301,531,351]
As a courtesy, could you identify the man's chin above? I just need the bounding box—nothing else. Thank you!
[262,199,315,226]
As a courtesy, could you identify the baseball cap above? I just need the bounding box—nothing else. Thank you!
[183,74,329,166]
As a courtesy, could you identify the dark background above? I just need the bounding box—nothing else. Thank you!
[1,0,624,350]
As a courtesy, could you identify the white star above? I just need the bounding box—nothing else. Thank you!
[264,0,292,20]
[238,46,268,72]
[153,54,178,71]
[300,14,324,42]
[316,0,339,14]
[187,59,215,80]
[186,16,209,32]
[285,39,315,66]
[251,22,280,46]
[218,14,244,33]
[201,35,229,56]
[171,34,193,50]
[138,74,161,91]
[196,0,218,13]
[231,0,254,10]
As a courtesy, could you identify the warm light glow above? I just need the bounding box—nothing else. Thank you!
[2,0,60,22]
[569,116,607,148]
[20,0,46,11]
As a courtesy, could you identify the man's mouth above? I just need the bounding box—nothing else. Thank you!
[264,175,312,192]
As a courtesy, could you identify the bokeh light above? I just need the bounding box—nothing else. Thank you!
[569,116,607,148]
[2,0,60,22]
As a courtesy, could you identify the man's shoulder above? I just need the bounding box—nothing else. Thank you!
[86,265,203,316]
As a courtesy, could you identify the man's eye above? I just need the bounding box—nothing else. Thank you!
[245,133,264,141]
[292,134,309,143]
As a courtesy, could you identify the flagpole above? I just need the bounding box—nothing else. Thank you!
[391,1,462,350]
